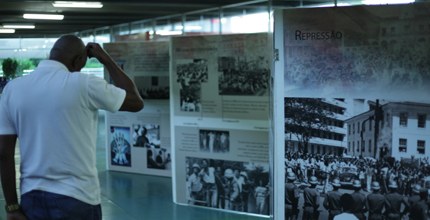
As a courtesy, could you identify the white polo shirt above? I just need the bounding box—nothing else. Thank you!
[0,60,126,205]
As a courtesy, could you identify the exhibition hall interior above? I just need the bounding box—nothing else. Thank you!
[1,0,430,219]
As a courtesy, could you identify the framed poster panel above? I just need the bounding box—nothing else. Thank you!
[274,3,430,220]
[170,33,272,217]
[104,41,172,177]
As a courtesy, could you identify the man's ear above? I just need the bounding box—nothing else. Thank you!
[71,55,85,72]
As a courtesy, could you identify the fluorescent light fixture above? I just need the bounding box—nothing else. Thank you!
[363,0,415,4]
[0,29,15,34]
[23,13,64,20]
[2,24,35,29]
[52,1,103,8]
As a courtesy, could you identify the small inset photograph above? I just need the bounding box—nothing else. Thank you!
[110,126,131,167]
[147,147,171,170]
[132,124,160,148]
[199,129,230,153]
[176,59,208,112]
[135,76,169,99]
[218,56,269,96]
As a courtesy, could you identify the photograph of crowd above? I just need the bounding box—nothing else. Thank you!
[284,98,430,219]
[147,147,171,170]
[176,59,208,112]
[199,129,230,153]
[284,7,430,95]
[218,56,269,96]
[135,76,169,99]
[110,126,131,167]
[132,123,160,148]
[186,157,270,215]
[284,151,430,220]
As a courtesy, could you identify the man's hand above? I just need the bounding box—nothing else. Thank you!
[86,43,111,64]
[7,212,27,220]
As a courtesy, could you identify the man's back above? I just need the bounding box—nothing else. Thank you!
[2,60,124,205]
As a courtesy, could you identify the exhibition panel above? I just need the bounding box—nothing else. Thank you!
[104,41,172,177]
[170,33,272,217]
[274,2,430,219]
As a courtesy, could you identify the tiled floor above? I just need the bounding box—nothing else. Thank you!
[0,111,269,220]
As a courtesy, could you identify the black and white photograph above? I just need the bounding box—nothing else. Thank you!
[110,126,132,167]
[283,5,430,99]
[135,76,169,99]
[185,157,270,215]
[147,147,171,170]
[218,56,269,96]
[199,129,230,153]
[283,97,430,220]
[177,59,208,112]
[132,123,160,148]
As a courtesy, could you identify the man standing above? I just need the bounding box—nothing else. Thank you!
[407,184,422,209]
[0,35,143,220]
[366,181,385,220]
[350,180,367,220]
[323,179,343,220]
[334,194,359,220]
[285,172,299,220]
[409,188,429,220]
[302,176,320,220]
[385,181,408,220]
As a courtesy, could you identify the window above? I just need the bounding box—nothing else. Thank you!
[418,114,426,128]
[400,112,408,127]
[417,140,425,154]
[399,138,407,153]
[361,140,365,152]
[348,142,351,153]
[362,121,365,132]
[369,120,372,131]
[348,125,351,135]
[353,142,355,153]
[357,122,360,133]
[357,141,360,152]
[368,140,372,153]
[353,123,355,134]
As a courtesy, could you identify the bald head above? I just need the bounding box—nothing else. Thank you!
[49,35,87,72]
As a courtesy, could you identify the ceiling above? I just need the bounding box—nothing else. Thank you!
[0,0,271,38]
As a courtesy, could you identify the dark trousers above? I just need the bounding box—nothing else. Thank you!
[328,210,341,220]
[21,190,102,220]
[285,204,298,220]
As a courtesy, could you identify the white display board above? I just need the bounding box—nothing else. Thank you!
[104,41,172,177]
[274,3,430,220]
[170,33,272,217]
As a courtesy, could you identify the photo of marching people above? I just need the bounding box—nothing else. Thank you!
[199,129,230,153]
[110,126,132,167]
[284,98,430,219]
[185,157,270,215]
[176,59,208,112]
[218,56,269,96]
[135,76,169,99]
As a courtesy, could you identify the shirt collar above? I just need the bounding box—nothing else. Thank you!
[37,60,69,72]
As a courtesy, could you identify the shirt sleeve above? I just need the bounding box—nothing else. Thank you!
[86,75,126,113]
[0,85,17,134]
